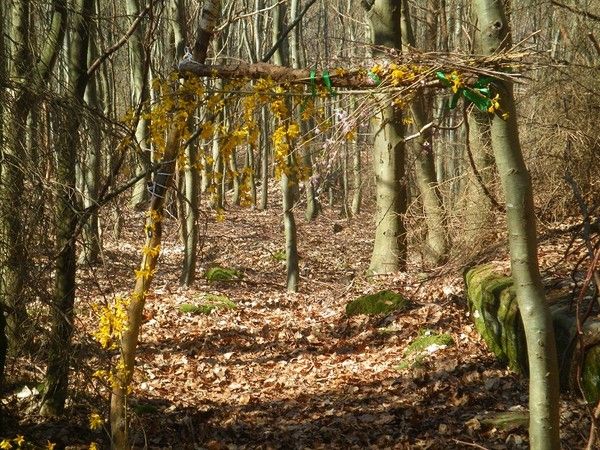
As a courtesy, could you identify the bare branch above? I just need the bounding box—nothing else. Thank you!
[86,1,155,77]
[551,0,600,22]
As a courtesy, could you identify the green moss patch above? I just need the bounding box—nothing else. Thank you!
[271,249,286,262]
[205,266,242,282]
[582,345,600,404]
[405,329,454,355]
[480,411,529,431]
[179,294,237,315]
[345,290,409,316]
[395,330,453,371]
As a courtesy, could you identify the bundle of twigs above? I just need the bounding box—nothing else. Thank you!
[177,45,536,93]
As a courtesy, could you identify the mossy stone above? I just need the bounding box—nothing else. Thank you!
[405,330,454,355]
[465,265,516,367]
[179,294,236,315]
[345,290,409,316]
[582,345,600,404]
[465,264,600,399]
[205,266,242,282]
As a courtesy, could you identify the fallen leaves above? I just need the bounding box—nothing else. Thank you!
[3,203,593,449]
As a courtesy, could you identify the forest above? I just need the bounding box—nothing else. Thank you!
[0,0,599,449]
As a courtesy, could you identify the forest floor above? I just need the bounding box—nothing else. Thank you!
[1,191,595,449]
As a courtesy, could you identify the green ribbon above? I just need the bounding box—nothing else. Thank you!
[310,70,317,97]
[368,70,382,86]
[322,70,336,96]
[436,71,496,112]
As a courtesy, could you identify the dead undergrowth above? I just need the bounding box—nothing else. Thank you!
[1,191,594,449]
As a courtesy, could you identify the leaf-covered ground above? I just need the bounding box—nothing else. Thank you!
[2,195,593,449]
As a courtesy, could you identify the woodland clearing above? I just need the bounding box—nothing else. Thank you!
[2,189,592,449]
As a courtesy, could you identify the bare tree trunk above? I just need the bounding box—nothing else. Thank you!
[259,106,270,209]
[0,0,67,353]
[270,0,299,291]
[401,0,448,266]
[472,1,560,448]
[171,0,199,287]
[128,0,151,210]
[41,0,93,417]
[464,108,495,246]
[109,2,220,447]
[364,0,407,274]
[79,9,103,266]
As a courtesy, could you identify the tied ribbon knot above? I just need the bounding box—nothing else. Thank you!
[436,71,508,119]
[309,70,337,97]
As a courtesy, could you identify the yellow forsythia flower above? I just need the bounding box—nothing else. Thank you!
[89,443,99,450]
[0,439,12,450]
[46,442,56,450]
[89,412,103,430]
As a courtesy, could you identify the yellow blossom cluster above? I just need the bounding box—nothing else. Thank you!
[0,435,25,449]
[93,296,130,349]
[93,357,130,391]
[369,63,423,86]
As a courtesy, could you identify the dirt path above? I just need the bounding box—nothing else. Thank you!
[4,202,590,449]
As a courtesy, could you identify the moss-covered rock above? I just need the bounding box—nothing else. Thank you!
[205,266,242,282]
[346,290,409,316]
[395,329,454,371]
[405,330,454,354]
[465,265,518,368]
[465,264,600,403]
[582,345,600,404]
[179,294,237,315]
[480,411,529,431]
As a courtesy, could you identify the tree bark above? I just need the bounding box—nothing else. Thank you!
[128,0,152,210]
[109,2,221,447]
[401,0,448,266]
[364,0,407,274]
[0,0,67,353]
[472,0,561,448]
[79,9,103,266]
[41,0,94,417]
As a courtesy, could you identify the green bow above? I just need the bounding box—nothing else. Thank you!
[436,71,496,112]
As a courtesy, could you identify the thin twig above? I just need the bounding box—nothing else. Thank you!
[87,1,156,76]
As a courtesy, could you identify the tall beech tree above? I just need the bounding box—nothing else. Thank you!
[400,0,448,266]
[363,0,407,274]
[0,0,67,352]
[41,0,94,417]
[472,0,561,448]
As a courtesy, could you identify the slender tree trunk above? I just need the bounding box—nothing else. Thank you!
[270,0,299,291]
[128,0,151,210]
[351,135,362,215]
[79,14,103,266]
[109,3,220,447]
[229,150,241,205]
[282,162,299,292]
[171,0,199,287]
[41,0,93,417]
[401,0,448,266]
[246,146,257,207]
[289,0,318,221]
[180,141,200,286]
[0,0,67,353]
[364,0,407,274]
[472,1,560,448]
[259,106,269,209]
